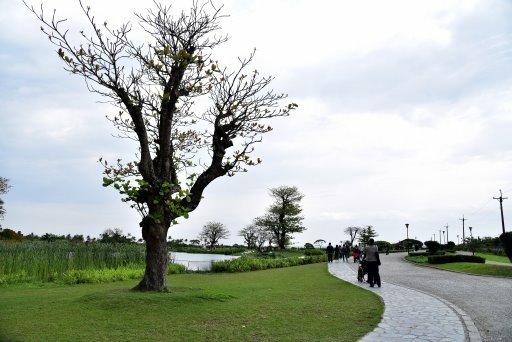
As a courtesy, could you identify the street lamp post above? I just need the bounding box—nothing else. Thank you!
[405,223,409,255]
[442,230,445,244]
[457,234,459,245]
[469,226,473,239]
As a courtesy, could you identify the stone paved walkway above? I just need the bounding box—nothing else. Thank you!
[328,261,481,341]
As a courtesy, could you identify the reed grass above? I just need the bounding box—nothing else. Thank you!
[0,241,151,284]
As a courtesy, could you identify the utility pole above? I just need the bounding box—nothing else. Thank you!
[493,190,508,234]
[445,224,449,244]
[439,229,442,244]
[460,215,467,249]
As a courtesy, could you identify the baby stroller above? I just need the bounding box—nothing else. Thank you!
[357,259,368,283]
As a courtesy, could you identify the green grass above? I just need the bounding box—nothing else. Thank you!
[475,252,511,264]
[434,263,512,277]
[405,256,512,277]
[0,263,383,341]
[404,255,428,264]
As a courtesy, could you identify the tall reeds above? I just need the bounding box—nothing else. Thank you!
[0,241,147,284]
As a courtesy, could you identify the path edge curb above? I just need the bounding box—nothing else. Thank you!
[384,278,482,342]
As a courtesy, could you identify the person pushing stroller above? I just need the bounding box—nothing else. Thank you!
[362,238,381,288]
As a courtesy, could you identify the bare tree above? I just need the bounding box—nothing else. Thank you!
[240,222,272,251]
[199,221,229,249]
[255,186,305,249]
[239,224,258,249]
[255,225,273,252]
[25,1,295,291]
[344,226,360,246]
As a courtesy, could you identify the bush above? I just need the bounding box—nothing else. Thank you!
[428,254,485,264]
[211,255,327,273]
[424,241,441,255]
[408,252,428,257]
[375,241,391,251]
[447,241,455,250]
[304,249,324,256]
[500,232,512,262]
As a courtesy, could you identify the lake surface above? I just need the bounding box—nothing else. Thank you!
[169,252,240,271]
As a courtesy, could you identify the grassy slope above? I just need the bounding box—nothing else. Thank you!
[0,263,383,341]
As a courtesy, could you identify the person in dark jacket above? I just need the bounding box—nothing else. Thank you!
[334,244,340,262]
[326,243,334,263]
[363,238,381,287]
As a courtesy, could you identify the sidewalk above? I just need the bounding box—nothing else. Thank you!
[328,261,481,341]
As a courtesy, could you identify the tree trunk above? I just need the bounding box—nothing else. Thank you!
[133,219,169,292]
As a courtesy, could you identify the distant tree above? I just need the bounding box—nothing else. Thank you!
[0,177,11,226]
[41,233,66,242]
[255,186,306,249]
[239,224,258,249]
[71,234,85,243]
[199,221,230,249]
[358,226,378,246]
[375,240,391,251]
[313,239,326,248]
[0,228,23,241]
[26,1,295,292]
[399,238,422,250]
[189,239,201,246]
[254,225,273,252]
[304,242,314,249]
[344,226,360,246]
[99,228,133,243]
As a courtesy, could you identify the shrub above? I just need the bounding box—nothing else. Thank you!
[428,254,485,264]
[304,249,324,256]
[424,241,441,255]
[447,241,455,250]
[408,252,428,257]
[375,241,391,251]
[211,255,326,273]
[500,232,512,262]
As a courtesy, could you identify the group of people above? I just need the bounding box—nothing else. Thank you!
[326,239,381,288]
[326,243,362,263]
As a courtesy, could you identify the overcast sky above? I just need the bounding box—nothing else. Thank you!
[1,0,512,247]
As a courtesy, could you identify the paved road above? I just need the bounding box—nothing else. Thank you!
[329,262,471,341]
[355,253,512,342]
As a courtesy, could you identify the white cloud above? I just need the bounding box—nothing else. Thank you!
[1,0,512,245]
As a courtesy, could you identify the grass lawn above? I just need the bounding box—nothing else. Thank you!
[0,263,383,341]
[405,256,512,278]
[475,253,511,264]
[435,263,512,277]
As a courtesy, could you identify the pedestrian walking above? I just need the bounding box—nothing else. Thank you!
[353,245,360,263]
[363,238,381,288]
[334,244,340,262]
[326,243,334,263]
[344,244,351,262]
[340,245,346,262]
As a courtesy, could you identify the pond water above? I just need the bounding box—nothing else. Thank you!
[169,252,240,271]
